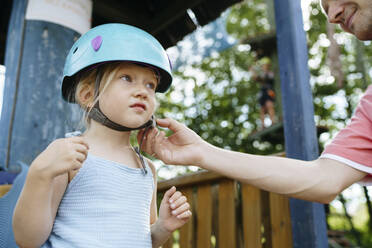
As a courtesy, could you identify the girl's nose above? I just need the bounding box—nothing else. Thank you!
[328,3,344,24]
[133,83,148,98]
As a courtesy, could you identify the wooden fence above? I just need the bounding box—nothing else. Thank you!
[157,171,293,248]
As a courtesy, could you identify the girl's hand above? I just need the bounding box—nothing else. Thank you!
[30,137,89,181]
[158,186,192,233]
[138,118,206,166]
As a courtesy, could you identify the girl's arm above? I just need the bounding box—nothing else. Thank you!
[13,137,89,247]
[149,161,169,247]
[13,171,68,247]
[147,160,191,248]
[139,118,367,204]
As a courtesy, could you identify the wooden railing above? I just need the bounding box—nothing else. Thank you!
[157,170,293,248]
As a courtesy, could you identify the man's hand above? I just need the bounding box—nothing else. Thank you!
[137,118,206,166]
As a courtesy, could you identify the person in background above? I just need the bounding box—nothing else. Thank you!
[253,58,276,129]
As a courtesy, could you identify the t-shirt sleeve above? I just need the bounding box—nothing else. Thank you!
[320,85,372,185]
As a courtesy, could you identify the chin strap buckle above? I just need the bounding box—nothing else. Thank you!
[134,147,147,175]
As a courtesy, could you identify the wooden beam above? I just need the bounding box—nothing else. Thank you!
[146,0,204,34]
[92,0,148,28]
[273,1,328,247]
[157,170,225,192]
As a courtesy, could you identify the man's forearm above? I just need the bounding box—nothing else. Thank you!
[198,143,365,203]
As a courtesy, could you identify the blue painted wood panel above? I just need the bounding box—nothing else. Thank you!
[1,1,82,168]
[0,0,27,169]
[273,0,328,247]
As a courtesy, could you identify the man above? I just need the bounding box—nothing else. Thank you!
[138,0,372,204]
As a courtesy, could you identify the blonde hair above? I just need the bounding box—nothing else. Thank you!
[71,62,123,128]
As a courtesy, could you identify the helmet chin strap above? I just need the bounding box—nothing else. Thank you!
[88,102,154,132]
[87,66,154,174]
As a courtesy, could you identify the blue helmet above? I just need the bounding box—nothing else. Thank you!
[61,23,172,102]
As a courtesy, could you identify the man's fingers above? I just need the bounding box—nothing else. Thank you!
[156,118,184,133]
[152,131,165,155]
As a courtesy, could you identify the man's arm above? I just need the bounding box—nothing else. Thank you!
[139,118,367,204]
[200,143,366,203]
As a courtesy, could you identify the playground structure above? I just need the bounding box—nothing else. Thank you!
[0,0,329,247]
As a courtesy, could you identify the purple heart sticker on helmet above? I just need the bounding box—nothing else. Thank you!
[91,35,102,51]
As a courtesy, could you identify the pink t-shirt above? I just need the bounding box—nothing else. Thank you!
[321,85,372,185]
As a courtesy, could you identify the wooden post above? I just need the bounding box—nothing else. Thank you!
[273,1,328,247]
[0,0,92,168]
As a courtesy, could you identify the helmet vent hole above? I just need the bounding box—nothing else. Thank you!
[73,47,78,54]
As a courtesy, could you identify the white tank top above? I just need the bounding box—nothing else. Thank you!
[42,153,154,248]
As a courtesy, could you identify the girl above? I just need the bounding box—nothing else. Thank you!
[12,23,191,248]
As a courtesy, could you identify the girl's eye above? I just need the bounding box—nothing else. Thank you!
[146,82,157,90]
[121,75,132,82]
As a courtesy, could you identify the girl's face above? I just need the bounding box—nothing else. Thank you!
[98,62,158,128]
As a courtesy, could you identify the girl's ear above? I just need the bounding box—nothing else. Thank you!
[77,84,94,108]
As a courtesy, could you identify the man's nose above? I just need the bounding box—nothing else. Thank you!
[328,3,344,24]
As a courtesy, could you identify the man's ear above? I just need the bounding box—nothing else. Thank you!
[77,84,94,108]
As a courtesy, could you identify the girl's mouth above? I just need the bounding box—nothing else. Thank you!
[130,103,146,111]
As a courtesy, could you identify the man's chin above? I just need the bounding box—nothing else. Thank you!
[355,31,372,41]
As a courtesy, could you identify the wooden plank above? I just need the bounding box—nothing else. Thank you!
[179,187,194,248]
[0,185,12,197]
[269,193,292,248]
[218,179,236,247]
[241,184,262,248]
[158,171,225,192]
[197,184,212,248]
[261,191,272,248]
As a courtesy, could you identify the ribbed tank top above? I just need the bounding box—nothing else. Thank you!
[42,153,154,248]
